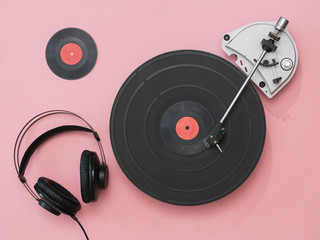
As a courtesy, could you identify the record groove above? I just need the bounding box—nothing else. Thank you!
[110,50,265,205]
[46,28,97,80]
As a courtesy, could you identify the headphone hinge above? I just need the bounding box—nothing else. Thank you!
[93,131,101,142]
[18,174,27,184]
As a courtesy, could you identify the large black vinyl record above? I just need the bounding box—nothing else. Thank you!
[46,28,97,80]
[110,50,266,205]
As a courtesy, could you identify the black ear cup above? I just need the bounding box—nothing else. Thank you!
[80,150,101,203]
[38,199,61,216]
[34,177,81,216]
[98,163,109,189]
[80,150,92,203]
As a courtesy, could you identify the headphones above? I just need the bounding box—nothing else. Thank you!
[14,110,109,220]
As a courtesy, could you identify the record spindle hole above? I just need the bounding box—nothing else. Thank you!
[60,42,83,65]
[176,116,199,140]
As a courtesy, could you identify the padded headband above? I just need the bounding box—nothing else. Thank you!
[19,125,92,176]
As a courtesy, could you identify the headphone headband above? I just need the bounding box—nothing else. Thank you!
[13,110,106,200]
[19,125,93,176]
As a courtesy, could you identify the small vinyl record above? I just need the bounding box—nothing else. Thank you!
[110,50,266,206]
[45,28,97,80]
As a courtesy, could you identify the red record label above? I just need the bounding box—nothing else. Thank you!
[60,43,83,65]
[175,116,199,140]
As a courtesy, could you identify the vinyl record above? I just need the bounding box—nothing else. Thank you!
[45,28,97,80]
[110,50,266,205]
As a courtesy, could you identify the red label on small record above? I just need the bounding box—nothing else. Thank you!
[176,116,199,140]
[60,43,83,65]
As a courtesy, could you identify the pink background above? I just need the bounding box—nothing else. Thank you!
[1,0,320,239]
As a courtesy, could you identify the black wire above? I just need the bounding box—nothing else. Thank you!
[97,141,107,165]
[24,183,38,200]
[71,215,89,240]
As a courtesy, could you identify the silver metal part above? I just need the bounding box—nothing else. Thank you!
[216,144,223,153]
[222,20,298,98]
[275,17,289,32]
[281,58,293,71]
[220,50,267,124]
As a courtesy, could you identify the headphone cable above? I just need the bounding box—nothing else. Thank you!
[71,215,89,240]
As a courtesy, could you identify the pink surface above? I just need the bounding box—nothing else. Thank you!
[1,0,320,239]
